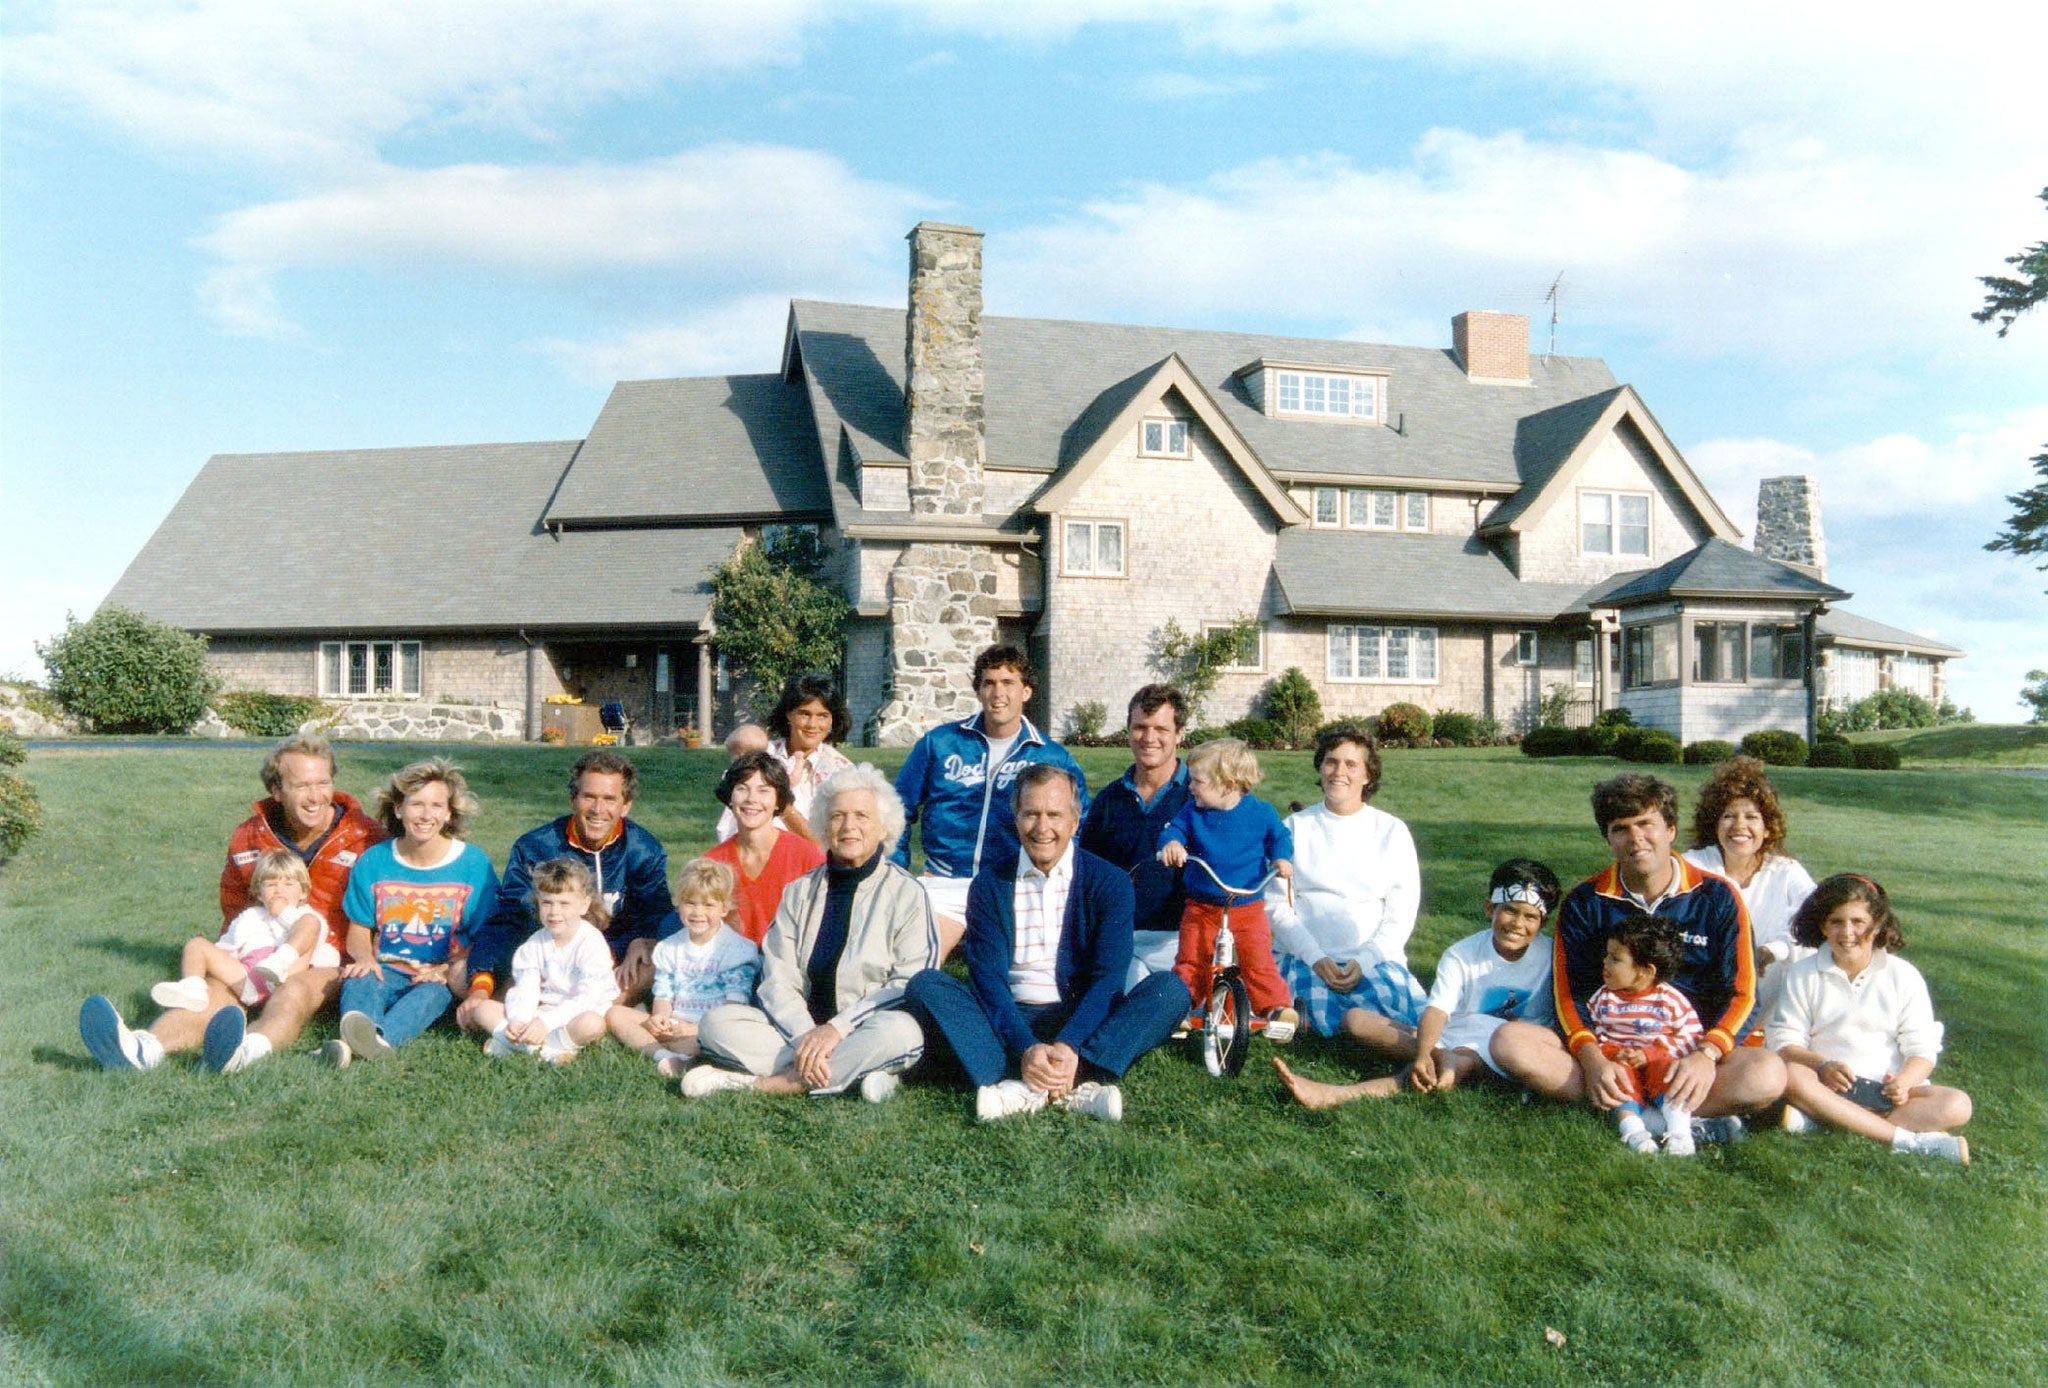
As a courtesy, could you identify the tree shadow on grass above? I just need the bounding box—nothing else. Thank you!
[86,935,181,972]
[2,1239,213,1384]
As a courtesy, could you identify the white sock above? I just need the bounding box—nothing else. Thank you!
[544,1027,578,1054]
[1891,1128,1918,1153]
[1617,1110,1648,1136]
[225,1033,272,1073]
[135,1029,166,1070]
[1660,1101,1693,1128]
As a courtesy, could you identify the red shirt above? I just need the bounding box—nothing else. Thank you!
[706,829,827,945]
[219,792,387,955]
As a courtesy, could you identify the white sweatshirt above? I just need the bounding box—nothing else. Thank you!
[505,921,621,1028]
[1766,948,1943,1080]
[1263,802,1420,971]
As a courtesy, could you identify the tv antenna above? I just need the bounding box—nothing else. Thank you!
[1543,272,1564,356]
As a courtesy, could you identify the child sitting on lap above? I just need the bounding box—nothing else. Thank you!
[151,850,327,1012]
[468,858,621,1066]
[1768,873,1971,1164]
[1588,912,1703,1156]
[1275,858,1559,1108]
[1157,738,1297,1041]
[608,858,762,1078]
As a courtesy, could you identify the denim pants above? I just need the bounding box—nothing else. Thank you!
[339,968,454,1048]
[905,968,1191,1089]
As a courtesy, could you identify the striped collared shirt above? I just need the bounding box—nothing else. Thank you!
[1008,843,1074,1005]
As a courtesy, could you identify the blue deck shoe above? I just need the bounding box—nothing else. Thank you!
[201,1005,247,1072]
[80,994,140,1071]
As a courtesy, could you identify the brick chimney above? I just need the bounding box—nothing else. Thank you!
[904,222,985,518]
[1754,476,1827,580]
[1452,310,1530,383]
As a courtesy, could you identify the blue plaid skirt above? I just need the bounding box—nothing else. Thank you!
[1279,952,1427,1037]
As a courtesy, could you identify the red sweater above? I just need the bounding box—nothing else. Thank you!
[706,829,827,945]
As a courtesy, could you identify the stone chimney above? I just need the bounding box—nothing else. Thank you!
[904,222,985,517]
[1452,310,1530,383]
[1754,476,1827,580]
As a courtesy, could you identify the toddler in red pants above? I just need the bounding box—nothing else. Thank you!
[1157,738,1298,1042]
[1587,911,1703,1155]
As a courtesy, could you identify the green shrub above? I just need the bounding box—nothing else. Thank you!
[1683,739,1737,765]
[214,690,330,738]
[1591,706,1636,729]
[0,771,39,859]
[1816,730,1851,746]
[1429,710,1497,746]
[1223,716,1286,750]
[1740,729,1809,767]
[36,606,219,734]
[1536,682,1579,729]
[1520,726,1588,758]
[1619,728,1682,764]
[1585,721,1629,756]
[0,729,24,769]
[1181,726,1225,747]
[1376,702,1432,743]
[1063,700,1107,742]
[1853,743,1904,770]
[1807,741,1857,768]
[1260,668,1323,749]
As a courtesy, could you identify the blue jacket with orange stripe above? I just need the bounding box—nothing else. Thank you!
[1554,857,1758,1058]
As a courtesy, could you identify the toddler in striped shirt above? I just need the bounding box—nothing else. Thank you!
[1588,912,1703,1156]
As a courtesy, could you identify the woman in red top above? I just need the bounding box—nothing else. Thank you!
[706,750,827,945]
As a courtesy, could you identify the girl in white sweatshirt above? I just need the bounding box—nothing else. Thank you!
[470,857,621,1065]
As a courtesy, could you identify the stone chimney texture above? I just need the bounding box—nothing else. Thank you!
[1754,476,1827,580]
[1452,311,1530,383]
[904,222,986,518]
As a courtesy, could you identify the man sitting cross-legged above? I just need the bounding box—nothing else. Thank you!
[80,734,385,1073]
[905,763,1192,1123]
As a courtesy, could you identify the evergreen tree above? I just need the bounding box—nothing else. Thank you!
[1976,188,2048,582]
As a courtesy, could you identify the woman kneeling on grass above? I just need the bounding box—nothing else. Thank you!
[684,764,937,1103]
[467,857,621,1065]
[327,759,499,1066]
[1767,873,1972,1165]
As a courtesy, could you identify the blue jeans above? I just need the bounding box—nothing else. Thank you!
[906,968,1190,1089]
[339,968,453,1049]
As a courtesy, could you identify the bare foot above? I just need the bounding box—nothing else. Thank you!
[1273,1057,1399,1109]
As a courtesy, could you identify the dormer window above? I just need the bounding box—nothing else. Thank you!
[1140,418,1190,458]
[1234,358,1388,424]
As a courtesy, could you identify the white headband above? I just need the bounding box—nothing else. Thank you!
[1490,884,1548,908]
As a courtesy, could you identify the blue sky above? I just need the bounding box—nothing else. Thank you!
[4,1,2045,716]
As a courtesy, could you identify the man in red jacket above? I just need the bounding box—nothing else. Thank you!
[80,734,385,1072]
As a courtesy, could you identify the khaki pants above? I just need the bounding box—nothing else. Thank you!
[696,1003,924,1096]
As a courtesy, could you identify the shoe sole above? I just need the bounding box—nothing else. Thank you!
[1956,1137,1971,1167]
[340,1011,395,1062]
[79,996,138,1071]
[151,982,205,1012]
[201,1006,246,1073]
[319,1040,351,1069]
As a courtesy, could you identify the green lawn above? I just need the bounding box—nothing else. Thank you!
[1852,722,2048,769]
[3,744,2044,1386]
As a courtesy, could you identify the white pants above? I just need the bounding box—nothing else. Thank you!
[1124,929,1182,991]
[696,1003,924,1096]
[918,874,972,924]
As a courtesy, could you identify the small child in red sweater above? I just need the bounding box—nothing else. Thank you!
[1587,911,1703,1156]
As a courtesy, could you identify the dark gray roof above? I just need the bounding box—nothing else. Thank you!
[1475,387,1626,530]
[1817,607,1964,657]
[106,442,733,632]
[547,375,828,526]
[788,301,1620,510]
[1274,529,1591,622]
[1585,538,1850,609]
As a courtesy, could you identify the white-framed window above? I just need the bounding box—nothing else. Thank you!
[1140,418,1190,458]
[1328,625,1439,683]
[1623,621,1679,689]
[1581,490,1651,557]
[1515,630,1540,666]
[1313,488,1341,527]
[1831,648,1880,704]
[1749,624,1804,681]
[1892,654,1934,698]
[1340,488,1429,531]
[1208,623,1264,673]
[1575,638,1596,685]
[1692,621,1748,683]
[320,640,422,699]
[1063,519,1126,577]
[1275,369,1382,421]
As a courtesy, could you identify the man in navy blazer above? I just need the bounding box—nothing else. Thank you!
[905,763,1191,1122]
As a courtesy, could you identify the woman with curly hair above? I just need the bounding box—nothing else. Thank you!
[1682,755,1816,1019]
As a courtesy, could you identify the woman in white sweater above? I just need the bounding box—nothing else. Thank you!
[1264,723,1427,1056]
[1681,755,1817,1023]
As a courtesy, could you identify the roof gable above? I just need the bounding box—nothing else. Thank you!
[1479,385,1739,541]
[1031,355,1307,524]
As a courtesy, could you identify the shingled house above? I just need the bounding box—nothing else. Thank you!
[107,221,1960,745]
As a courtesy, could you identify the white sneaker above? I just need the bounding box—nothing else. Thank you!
[254,945,299,987]
[681,1065,756,1098]
[223,1033,272,1073]
[483,1028,523,1059]
[340,1011,394,1062]
[1263,1007,1299,1045]
[80,995,162,1071]
[319,1039,352,1068]
[1910,1132,1971,1166]
[1057,1081,1123,1123]
[976,1079,1047,1122]
[859,1071,901,1104]
[1781,1105,1815,1135]
[1622,1128,1659,1154]
[151,978,211,1012]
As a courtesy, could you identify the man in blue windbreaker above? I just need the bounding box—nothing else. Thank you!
[893,644,1087,958]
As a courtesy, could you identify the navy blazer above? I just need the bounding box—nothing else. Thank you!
[962,846,1136,1059]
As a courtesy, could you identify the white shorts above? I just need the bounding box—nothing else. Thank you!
[1125,930,1182,990]
[1437,1012,1513,1077]
[919,874,973,924]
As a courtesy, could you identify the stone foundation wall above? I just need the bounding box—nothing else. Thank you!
[321,702,526,742]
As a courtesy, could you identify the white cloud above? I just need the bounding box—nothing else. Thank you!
[194,145,927,333]
[4,0,824,169]
[536,295,807,384]
[1129,70,1265,101]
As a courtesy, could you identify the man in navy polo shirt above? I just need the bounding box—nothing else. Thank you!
[1079,683,1190,987]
